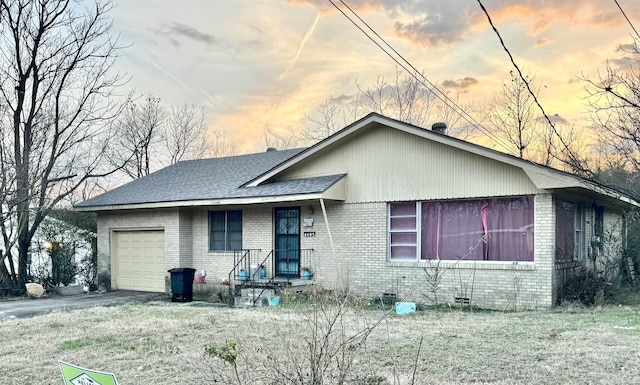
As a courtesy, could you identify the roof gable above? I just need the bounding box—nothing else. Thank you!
[246,113,640,209]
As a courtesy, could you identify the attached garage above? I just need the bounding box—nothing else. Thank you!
[112,230,166,292]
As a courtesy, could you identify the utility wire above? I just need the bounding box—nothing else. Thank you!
[614,0,640,40]
[337,0,500,144]
[336,0,512,151]
[475,0,591,176]
[611,0,640,108]
[328,0,515,153]
[338,0,477,124]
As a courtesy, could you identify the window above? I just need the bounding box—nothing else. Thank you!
[209,210,242,251]
[594,206,604,250]
[388,196,534,262]
[555,200,583,262]
[389,202,418,259]
[574,204,584,259]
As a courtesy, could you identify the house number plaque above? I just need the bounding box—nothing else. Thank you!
[303,231,316,237]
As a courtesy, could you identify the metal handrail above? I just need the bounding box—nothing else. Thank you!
[227,249,261,306]
[228,248,314,307]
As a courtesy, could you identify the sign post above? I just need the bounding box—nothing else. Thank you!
[59,361,118,385]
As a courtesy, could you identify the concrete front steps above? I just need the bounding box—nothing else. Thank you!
[234,288,280,307]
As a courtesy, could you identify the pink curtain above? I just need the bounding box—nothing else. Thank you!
[486,196,534,261]
[421,200,485,260]
[420,196,534,261]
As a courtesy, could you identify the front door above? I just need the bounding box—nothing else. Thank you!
[275,207,300,278]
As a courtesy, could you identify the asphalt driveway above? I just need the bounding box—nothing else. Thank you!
[0,290,167,321]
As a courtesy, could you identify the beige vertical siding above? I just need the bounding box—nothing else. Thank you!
[279,123,540,203]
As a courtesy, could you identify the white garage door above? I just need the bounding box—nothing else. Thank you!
[114,230,165,292]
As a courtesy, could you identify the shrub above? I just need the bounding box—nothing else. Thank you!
[561,268,609,306]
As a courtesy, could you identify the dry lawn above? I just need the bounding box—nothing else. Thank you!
[2,298,640,384]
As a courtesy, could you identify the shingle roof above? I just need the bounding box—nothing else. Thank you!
[76,148,344,208]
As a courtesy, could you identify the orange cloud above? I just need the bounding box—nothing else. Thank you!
[534,38,553,48]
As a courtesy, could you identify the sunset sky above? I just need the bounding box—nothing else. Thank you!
[109,0,640,153]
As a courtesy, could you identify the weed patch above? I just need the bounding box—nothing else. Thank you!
[60,338,92,351]
[6,300,640,384]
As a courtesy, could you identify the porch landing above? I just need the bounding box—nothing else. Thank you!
[244,277,313,287]
[233,278,314,307]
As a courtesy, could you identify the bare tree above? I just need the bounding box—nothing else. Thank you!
[432,92,478,140]
[112,96,165,179]
[485,71,541,159]
[112,98,237,180]
[263,126,301,151]
[302,100,346,144]
[355,67,436,128]
[534,117,583,168]
[0,0,126,291]
[301,68,478,145]
[584,39,640,174]
[207,127,239,159]
[165,105,237,162]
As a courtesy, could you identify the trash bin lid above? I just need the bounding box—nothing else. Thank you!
[168,267,197,273]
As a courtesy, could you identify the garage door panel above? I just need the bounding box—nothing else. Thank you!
[114,230,165,292]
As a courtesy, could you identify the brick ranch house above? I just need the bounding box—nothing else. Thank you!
[75,113,640,309]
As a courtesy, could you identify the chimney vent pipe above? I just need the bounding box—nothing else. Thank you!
[431,122,447,135]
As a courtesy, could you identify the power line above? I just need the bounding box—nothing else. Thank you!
[335,0,511,151]
[475,0,591,176]
[613,0,640,40]
[328,0,515,153]
[337,1,488,133]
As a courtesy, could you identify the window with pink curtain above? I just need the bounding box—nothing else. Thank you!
[485,197,534,261]
[421,200,486,260]
[388,196,534,262]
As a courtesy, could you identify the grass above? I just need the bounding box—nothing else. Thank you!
[2,298,640,384]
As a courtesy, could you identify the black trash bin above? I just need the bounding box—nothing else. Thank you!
[168,268,197,302]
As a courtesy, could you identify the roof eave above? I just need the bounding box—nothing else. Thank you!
[74,187,347,212]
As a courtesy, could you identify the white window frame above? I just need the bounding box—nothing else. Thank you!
[387,202,421,261]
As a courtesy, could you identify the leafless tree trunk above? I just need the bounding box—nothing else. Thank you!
[0,0,126,291]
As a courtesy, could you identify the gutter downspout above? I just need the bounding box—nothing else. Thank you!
[320,198,336,258]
